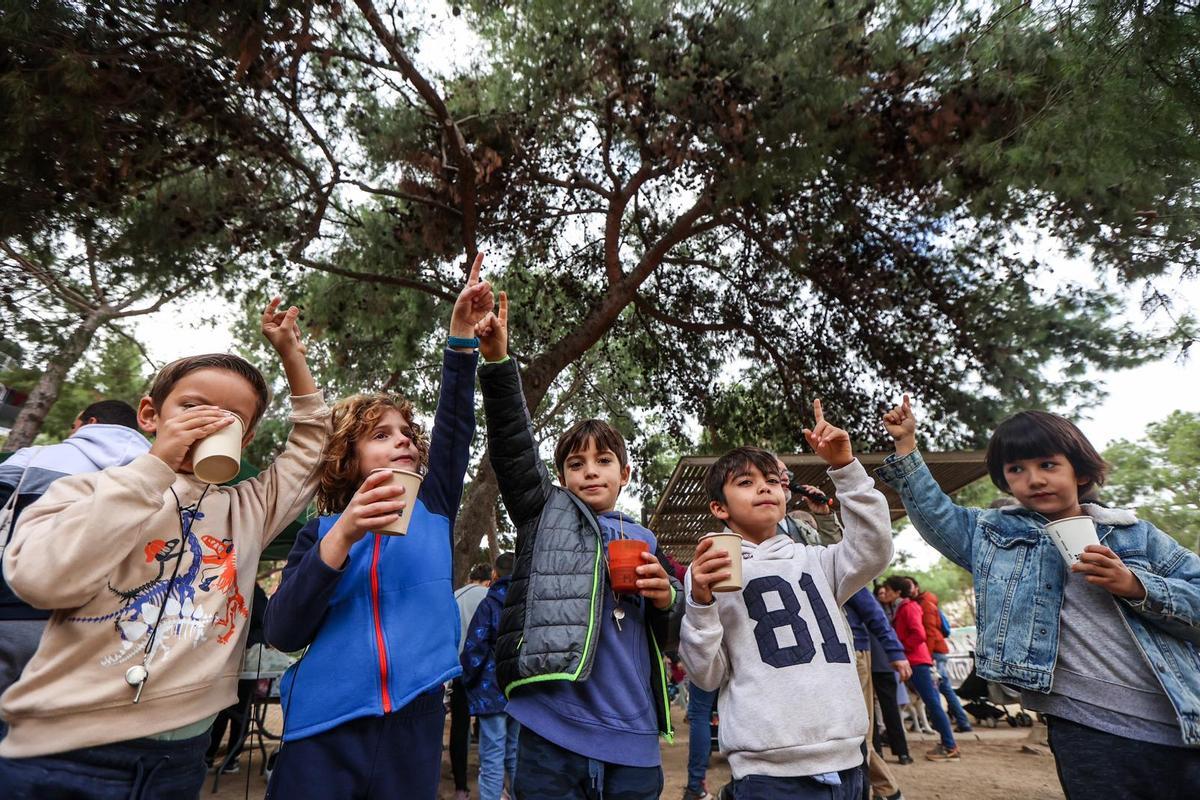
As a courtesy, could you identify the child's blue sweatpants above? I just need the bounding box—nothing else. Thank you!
[266,687,445,800]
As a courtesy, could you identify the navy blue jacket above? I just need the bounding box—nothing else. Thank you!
[460,576,511,716]
[844,586,906,662]
[265,348,476,741]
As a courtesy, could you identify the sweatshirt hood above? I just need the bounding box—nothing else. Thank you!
[65,424,151,470]
[733,530,796,561]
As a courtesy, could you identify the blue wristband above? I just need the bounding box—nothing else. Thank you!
[447,335,480,349]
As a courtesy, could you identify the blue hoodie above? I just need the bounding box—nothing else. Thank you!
[504,511,663,768]
[1,424,150,620]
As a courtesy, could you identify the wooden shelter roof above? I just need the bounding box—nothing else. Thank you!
[647,451,988,562]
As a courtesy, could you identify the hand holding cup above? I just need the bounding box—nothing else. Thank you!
[690,536,734,605]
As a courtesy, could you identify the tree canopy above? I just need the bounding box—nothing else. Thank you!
[3,0,1198,577]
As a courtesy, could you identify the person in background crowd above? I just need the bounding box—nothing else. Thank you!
[0,399,150,726]
[907,576,971,733]
[452,562,493,800]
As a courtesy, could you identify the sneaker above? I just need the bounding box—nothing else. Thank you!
[897,754,914,765]
[220,759,240,774]
[682,789,712,800]
[925,744,961,761]
[955,722,974,733]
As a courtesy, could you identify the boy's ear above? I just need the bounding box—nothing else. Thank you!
[619,463,632,487]
[136,396,159,435]
[709,499,730,522]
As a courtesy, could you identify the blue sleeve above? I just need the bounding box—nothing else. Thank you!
[263,518,346,653]
[419,348,479,527]
[847,587,906,662]
[459,594,497,687]
[1123,523,1200,646]
[875,449,981,572]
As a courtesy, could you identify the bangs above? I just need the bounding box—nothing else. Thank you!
[989,414,1073,466]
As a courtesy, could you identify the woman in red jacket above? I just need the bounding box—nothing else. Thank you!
[879,577,960,761]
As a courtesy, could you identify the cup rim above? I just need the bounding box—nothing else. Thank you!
[369,466,424,479]
[1044,515,1095,527]
[700,531,742,540]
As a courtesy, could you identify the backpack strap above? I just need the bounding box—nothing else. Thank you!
[0,446,45,555]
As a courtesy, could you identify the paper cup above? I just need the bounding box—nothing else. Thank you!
[1045,516,1100,565]
[370,468,424,535]
[700,532,744,593]
[192,413,245,484]
[608,539,649,594]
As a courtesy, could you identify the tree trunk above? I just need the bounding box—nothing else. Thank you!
[453,453,500,586]
[4,310,106,449]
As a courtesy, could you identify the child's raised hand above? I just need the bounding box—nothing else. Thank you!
[475,291,508,363]
[329,470,408,545]
[1072,544,1147,600]
[635,551,673,610]
[802,399,853,469]
[690,536,733,606]
[261,297,307,358]
[883,394,917,455]
[450,252,494,344]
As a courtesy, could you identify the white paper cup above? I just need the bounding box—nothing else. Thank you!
[370,468,424,535]
[191,413,245,484]
[1045,516,1100,565]
[700,532,744,593]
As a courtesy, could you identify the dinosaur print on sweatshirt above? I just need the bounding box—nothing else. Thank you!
[68,508,248,666]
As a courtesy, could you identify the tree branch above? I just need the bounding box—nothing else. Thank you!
[293,255,458,303]
[353,0,478,256]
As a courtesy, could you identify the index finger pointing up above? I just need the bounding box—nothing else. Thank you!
[468,252,485,286]
[813,398,824,424]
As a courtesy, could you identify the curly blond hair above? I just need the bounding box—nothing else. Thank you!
[316,394,430,515]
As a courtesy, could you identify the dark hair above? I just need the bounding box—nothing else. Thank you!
[554,419,629,476]
[883,575,915,598]
[905,575,921,592]
[986,410,1108,496]
[78,400,138,430]
[704,446,782,505]
[494,552,515,578]
[148,354,270,430]
[468,563,492,582]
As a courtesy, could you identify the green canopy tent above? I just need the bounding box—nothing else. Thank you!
[0,451,308,561]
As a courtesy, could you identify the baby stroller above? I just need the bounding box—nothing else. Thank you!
[956,666,1034,728]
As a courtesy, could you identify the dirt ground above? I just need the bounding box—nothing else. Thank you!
[210,704,1065,800]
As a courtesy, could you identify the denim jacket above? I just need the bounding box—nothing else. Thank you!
[877,449,1200,745]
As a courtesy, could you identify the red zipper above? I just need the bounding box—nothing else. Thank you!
[369,535,392,712]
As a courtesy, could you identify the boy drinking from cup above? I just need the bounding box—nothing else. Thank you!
[877,399,1200,797]
[0,299,330,798]
[473,293,682,800]
[680,403,893,800]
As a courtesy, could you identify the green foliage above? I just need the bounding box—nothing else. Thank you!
[0,333,151,445]
[1104,411,1200,553]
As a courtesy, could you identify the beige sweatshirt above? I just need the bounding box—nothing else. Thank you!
[0,392,329,758]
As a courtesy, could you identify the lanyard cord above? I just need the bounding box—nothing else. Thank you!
[141,484,211,662]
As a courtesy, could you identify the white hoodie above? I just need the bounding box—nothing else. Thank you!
[680,458,893,779]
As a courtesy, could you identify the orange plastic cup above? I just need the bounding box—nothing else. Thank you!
[608,539,648,594]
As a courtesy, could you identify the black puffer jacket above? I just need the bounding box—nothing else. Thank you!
[479,358,681,738]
